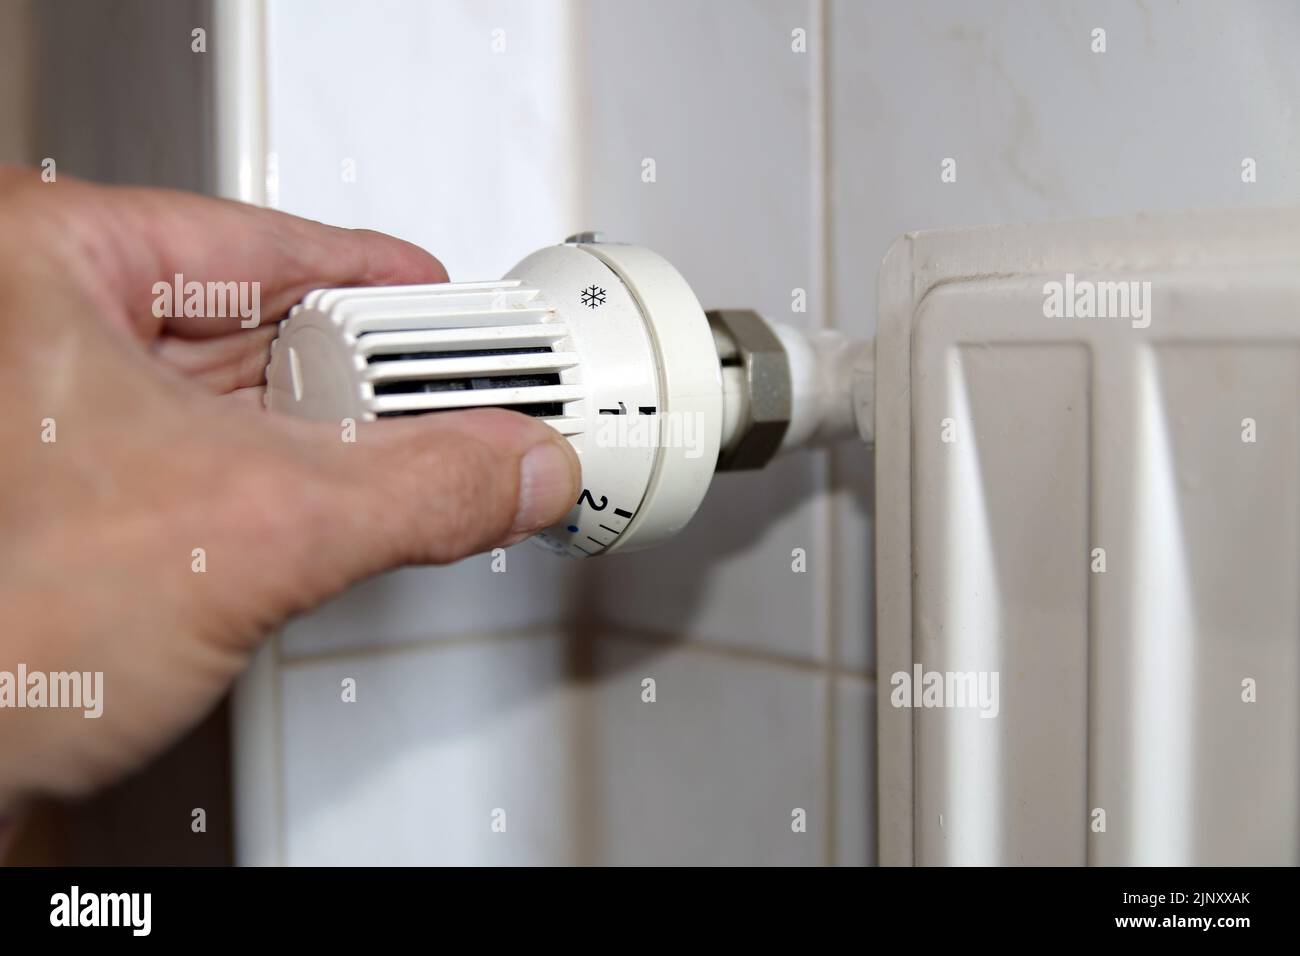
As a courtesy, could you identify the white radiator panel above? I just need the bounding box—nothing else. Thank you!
[878,208,1300,865]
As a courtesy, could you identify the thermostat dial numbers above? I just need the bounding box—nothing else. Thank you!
[565,492,636,556]
[507,245,661,557]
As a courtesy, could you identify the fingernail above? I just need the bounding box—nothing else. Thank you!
[514,440,577,534]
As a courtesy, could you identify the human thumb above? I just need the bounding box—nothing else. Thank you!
[250,407,580,617]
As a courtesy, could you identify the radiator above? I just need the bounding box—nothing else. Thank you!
[876,207,1300,865]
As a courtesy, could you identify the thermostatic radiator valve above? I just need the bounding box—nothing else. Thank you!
[265,234,872,556]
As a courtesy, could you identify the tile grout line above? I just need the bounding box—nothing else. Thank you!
[603,625,875,684]
[276,624,564,669]
[274,623,882,682]
[280,621,878,686]
[811,0,839,867]
[567,0,601,868]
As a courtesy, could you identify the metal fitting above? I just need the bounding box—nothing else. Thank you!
[707,309,791,471]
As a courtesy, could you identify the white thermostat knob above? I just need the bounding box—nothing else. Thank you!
[266,238,869,556]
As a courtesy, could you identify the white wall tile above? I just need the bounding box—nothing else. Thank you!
[279,543,573,657]
[588,638,827,865]
[835,678,876,866]
[579,0,831,660]
[594,455,829,661]
[280,634,581,865]
[832,441,874,673]
[266,0,584,278]
[829,0,1300,344]
[582,0,819,328]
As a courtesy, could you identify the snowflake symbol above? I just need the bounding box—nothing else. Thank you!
[580,285,606,309]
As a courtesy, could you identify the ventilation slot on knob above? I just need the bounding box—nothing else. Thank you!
[357,332,582,419]
[366,345,566,418]
[335,283,584,433]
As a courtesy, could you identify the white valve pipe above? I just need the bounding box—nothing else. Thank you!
[770,323,874,454]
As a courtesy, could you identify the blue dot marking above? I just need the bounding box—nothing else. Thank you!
[567,525,579,533]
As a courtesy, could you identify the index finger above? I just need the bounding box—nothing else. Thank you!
[2,168,448,340]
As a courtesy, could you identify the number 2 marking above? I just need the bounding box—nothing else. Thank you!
[578,489,608,511]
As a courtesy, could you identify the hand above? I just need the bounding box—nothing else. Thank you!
[0,168,580,812]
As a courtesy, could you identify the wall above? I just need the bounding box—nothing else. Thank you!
[237,0,1299,864]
